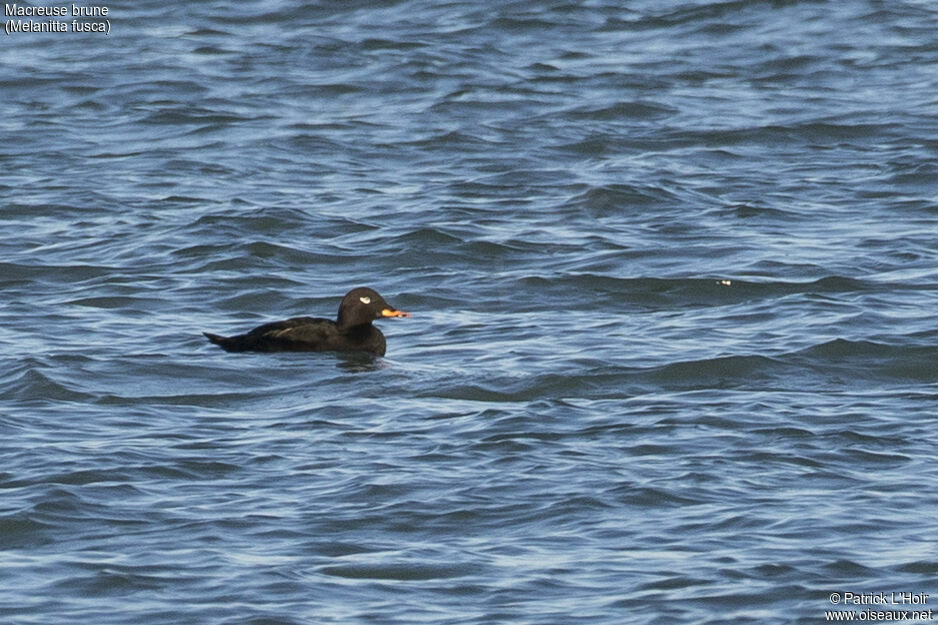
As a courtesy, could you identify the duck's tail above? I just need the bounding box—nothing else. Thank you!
[203,332,240,352]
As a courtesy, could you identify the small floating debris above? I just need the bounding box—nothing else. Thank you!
[717,279,732,286]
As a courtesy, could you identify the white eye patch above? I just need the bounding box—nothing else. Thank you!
[359,296,371,304]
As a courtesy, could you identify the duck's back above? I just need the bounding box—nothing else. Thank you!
[203,316,387,355]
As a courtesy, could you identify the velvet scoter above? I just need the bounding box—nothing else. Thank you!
[203,287,409,356]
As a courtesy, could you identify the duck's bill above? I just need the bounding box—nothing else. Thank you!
[381,308,410,318]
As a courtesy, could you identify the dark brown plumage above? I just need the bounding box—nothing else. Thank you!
[203,287,409,356]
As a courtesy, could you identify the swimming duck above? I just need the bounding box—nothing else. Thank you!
[203,287,409,356]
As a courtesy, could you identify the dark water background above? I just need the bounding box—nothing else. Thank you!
[3,1,938,623]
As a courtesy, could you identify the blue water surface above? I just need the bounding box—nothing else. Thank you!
[2,1,938,623]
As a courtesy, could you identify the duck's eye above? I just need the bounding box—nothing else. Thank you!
[359,296,371,304]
